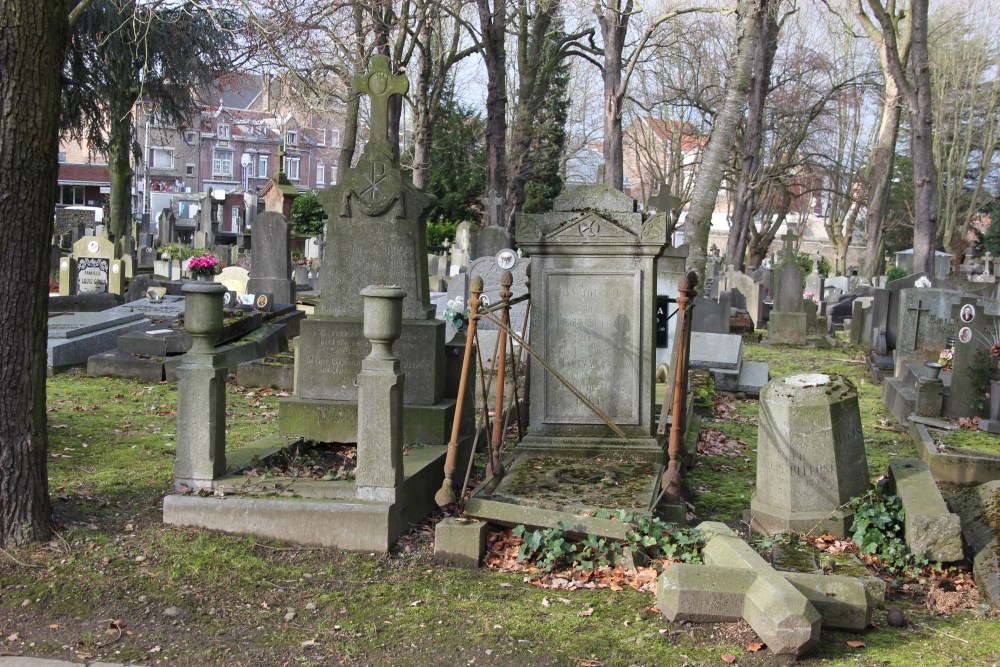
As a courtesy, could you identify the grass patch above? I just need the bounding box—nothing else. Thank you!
[0,340,995,665]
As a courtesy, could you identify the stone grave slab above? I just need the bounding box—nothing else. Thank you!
[888,459,963,562]
[47,311,150,372]
[948,481,1000,607]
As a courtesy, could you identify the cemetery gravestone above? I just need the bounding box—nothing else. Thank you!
[217,266,251,296]
[751,373,869,537]
[767,234,807,345]
[514,184,668,458]
[284,55,454,445]
[246,211,295,304]
[59,236,125,296]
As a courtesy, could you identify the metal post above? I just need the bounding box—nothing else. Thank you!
[662,271,698,500]
[487,270,513,479]
[435,277,483,506]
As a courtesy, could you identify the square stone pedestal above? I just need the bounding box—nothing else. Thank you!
[767,311,807,346]
[434,518,489,567]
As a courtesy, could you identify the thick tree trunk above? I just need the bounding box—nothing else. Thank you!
[725,2,779,271]
[861,76,901,280]
[685,0,760,280]
[0,0,66,548]
[107,115,134,257]
[908,1,937,275]
[477,0,506,227]
[598,1,629,191]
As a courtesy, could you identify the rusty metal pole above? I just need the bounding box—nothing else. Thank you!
[662,271,698,500]
[487,270,513,479]
[434,277,483,506]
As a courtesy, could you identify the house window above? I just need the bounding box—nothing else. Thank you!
[331,129,340,146]
[185,164,195,177]
[184,131,197,145]
[57,151,67,162]
[58,185,86,205]
[284,156,300,181]
[285,130,297,146]
[316,162,325,186]
[218,124,230,140]
[149,147,174,169]
[231,206,240,231]
[257,155,269,179]
[244,156,255,178]
[213,149,233,177]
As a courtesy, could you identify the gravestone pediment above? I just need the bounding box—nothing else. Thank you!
[546,213,635,243]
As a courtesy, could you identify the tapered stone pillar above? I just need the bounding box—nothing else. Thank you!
[174,282,228,491]
[355,286,406,502]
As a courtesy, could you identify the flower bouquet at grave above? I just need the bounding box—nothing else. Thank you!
[938,347,954,370]
[188,253,221,278]
[443,297,471,332]
[802,290,818,303]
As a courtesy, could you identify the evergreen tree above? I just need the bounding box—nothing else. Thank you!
[62,1,240,255]
[420,95,486,223]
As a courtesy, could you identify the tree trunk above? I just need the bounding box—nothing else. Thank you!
[0,0,65,548]
[411,16,433,189]
[477,0,506,227]
[598,1,629,191]
[725,1,779,271]
[685,0,759,280]
[861,76,901,280]
[107,114,134,257]
[908,0,937,275]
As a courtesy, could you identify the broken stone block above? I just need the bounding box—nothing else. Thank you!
[434,517,488,568]
[657,565,873,630]
[656,564,754,623]
[742,574,822,657]
[889,459,964,562]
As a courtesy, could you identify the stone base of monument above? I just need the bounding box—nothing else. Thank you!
[278,396,456,447]
[882,360,987,423]
[294,316,445,405]
[163,437,447,553]
[513,435,663,462]
[908,418,1000,487]
[434,518,489,568]
[766,311,808,346]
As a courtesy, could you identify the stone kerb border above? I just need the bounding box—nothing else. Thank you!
[909,419,1000,486]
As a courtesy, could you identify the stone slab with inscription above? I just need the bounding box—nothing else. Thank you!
[514,184,668,459]
[246,211,294,304]
[47,310,150,373]
[751,373,869,538]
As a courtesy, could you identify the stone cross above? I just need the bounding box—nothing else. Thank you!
[482,189,504,228]
[781,232,798,261]
[908,299,929,351]
[354,54,408,154]
[276,143,288,183]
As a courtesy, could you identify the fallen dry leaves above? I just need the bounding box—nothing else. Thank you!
[697,428,748,458]
[484,528,662,592]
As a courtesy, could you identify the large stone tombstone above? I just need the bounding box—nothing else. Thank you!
[767,234,807,345]
[949,297,1000,417]
[61,236,124,296]
[751,373,870,537]
[474,190,513,258]
[158,208,176,247]
[454,221,474,253]
[246,211,295,304]
[305,236,322,261]
[515,184,668,458]
[285,55,452,446]
[894,287,969,375]
[885,272,931,350]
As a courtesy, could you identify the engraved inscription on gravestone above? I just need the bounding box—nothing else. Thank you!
[77,257,110,294]
[544,271,640,425]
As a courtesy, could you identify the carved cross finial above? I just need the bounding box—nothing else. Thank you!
[781,231,797,260]
[354,55,408,155]
[276,143,288,184]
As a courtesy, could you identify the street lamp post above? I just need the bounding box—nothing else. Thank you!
[240,153,252,233]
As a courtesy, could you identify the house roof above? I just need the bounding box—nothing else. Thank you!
[58,163,110,185]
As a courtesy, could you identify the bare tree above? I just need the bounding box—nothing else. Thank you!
[855,0,936,274]
[685,0,763,279]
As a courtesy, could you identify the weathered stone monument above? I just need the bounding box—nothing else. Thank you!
[281,55,454,445]
[474,189,513,258]
[246,211,295,304]
[766,233,807,345]
[751,373,870,537]
[513,185,668,457]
